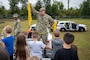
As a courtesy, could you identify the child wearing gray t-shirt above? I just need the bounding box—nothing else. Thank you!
[51,30,63,60]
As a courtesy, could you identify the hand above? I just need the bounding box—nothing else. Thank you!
[14,34,16,37]
[0,37,2,40]
[46,40,50,45]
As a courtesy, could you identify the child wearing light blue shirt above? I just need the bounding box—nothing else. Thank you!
[27,31,51,59]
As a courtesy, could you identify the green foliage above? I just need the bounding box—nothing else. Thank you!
[81,0,90,16]
[8,0,28,17]
[19,0,28,17]
[0,0,90,19]
[46,4,52,16]
[51,3,59,16]
[65,7,81,16]
[0,6,6,16]
[35,0,42,11]
[8,0,19,14]
[43,0,51,7]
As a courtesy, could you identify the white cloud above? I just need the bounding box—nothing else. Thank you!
[57,0,84,9]
[0,0,10,9]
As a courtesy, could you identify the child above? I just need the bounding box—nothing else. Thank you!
[51,30,63,60]
[27,31,51,59]
[54,33,79,60]
[15,34,30,60]
[0,46,10,60]
[21,31,28,38]
[21,31,32,41]
[2,25,14,60]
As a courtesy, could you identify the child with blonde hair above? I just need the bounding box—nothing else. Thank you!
[2,25,14,60]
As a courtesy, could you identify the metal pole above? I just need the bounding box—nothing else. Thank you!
[68,0,69,10]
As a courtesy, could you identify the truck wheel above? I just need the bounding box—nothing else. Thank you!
[79,28,85,32]
[60,28,66,32]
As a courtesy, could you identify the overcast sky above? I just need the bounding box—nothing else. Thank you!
[0,0,84,9]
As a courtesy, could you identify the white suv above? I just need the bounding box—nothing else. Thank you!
[57,21,87,32]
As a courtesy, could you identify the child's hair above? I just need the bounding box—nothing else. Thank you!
[54,30,60,37]
[27,56,39,60]
[63,32,74,44]
[0,46,10,60]
[21,31,28,36]
[32,31,39,39]
[5,25,12,34]
[15,34,27,60]
[0,41,5,48]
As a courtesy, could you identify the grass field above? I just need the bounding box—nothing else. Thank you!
[0,18,90,60]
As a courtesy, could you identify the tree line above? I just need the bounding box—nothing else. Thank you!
[0,0,90,19]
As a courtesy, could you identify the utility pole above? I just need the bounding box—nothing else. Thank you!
[53,0,55,4]
[0,2,2,7]
[68,0,69,10]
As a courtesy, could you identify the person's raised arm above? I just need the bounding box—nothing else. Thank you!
[30,4,39,15]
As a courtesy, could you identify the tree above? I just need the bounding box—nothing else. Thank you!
[51,3,59,17]
[81,0,90,16]
[19,0,28,9]
[19,0,28,16]
[35,0,42,11]
[42,0,53,16]
[8,0,19,14]
[46,4,52,16]
[0,6,6,17]
[51,1,64,17]
[43,0,51,7]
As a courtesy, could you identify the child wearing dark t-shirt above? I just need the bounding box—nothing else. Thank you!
[54,32,79,60]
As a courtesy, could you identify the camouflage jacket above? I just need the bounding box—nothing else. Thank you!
[14,19,21,35]
[31,6,54,34]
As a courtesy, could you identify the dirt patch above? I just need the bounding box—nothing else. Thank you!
[0,22,5,24]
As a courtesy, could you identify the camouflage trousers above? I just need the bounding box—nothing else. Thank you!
[39,33,48,44]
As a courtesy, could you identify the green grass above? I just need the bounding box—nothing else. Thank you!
[0,18,90,60]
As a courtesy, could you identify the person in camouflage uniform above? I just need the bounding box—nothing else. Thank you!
[31,6,54,44]
[13,13,21,37]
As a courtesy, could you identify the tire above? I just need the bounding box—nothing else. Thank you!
[60,28,66,32]
[79,28,85,32]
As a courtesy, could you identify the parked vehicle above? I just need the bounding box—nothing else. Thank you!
[57,21,87,32]
[30,21,87,32]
